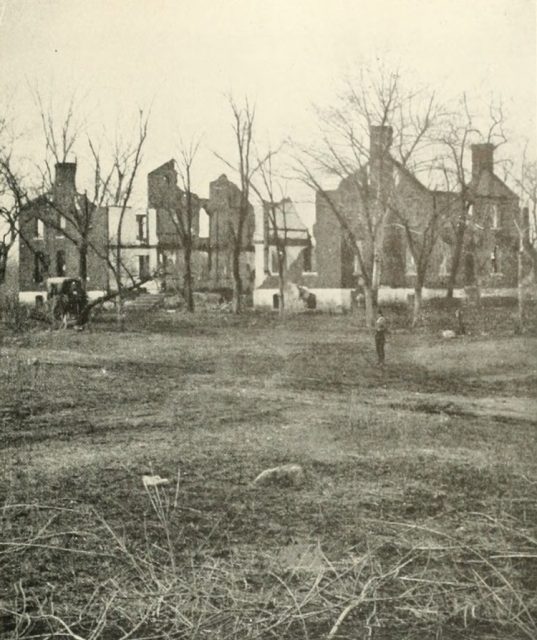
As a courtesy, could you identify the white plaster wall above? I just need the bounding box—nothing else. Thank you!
[253,289,278,308]
[108,247,159,291]
[147,208,157,244]
[254,287,353,311]
[311,288,353,310]
[480,287,518,298]
[253,202,264,243]
[254,286,475,312]
[109,206,155,245]
[378,287,467,303]
[254,241,265,288]
[19,289,106,305]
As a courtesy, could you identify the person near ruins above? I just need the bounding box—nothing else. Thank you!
[455,308,466,335]
[374,308,388,365]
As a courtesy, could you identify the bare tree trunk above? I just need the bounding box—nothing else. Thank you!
[232,245,242,314]
[0,245,7,285]
[412,282,424,328]
[184,243,194,312]
[278,270,285,315]
[367,249,382,326]
[517,241,524,333]
[115,225,125,331]
[115,289,125,331]
[363,286,375,328]
[446,225,465,299]
[530,249,537,287]
[79,242,88,292]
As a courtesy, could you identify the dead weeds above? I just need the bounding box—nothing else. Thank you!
[1,310,536,638]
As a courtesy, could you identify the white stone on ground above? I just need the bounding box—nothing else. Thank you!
[142,474,170,488]
[253,464,304,487]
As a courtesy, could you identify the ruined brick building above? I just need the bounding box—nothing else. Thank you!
[147,160,255,294]
[254,126,520,310]
[15,138,519,311]
[17,160,258,304]
[253,198,315,308]
[18,163,108,304]
[107,204,159,292]
[461,143,519,290]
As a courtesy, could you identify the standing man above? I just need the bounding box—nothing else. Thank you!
[375,308,387,365]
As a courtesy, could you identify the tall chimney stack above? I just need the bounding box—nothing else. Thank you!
[369,125,393,195]
[54,163,77,192]
[471,144,494,182]
[370,125,393,161]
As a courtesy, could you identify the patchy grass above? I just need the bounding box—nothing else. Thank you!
[1,308,536,639]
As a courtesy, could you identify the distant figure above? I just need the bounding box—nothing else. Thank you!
[375,308,388,365]
[455,308,466,335]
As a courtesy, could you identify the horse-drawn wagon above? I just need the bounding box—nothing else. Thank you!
[45,277,87,328]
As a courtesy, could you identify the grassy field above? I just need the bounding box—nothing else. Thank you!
[1,306,536,639]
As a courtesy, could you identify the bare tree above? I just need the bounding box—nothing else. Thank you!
[389,178,455,327]
[215,97,271,314]
[250,148,290,313]
[438,95,508,302]
[0,134,48,292]
[295,66,441,326]
[507,152,537,331]
[31,88,85,185]
[158,137,202,312]
[1,90,152,329]
[104,111,150,329]
[0,116,28,289]
[68,113,152,328]
[0,156,24,287]
[28,88,110,293]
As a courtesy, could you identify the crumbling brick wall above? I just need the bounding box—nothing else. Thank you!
[18,164,108,295]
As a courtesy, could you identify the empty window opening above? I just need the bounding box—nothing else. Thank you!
[464,252,475,284]
[439,252,449,277]
[56,250,66,276]
[138,255,151,279]
[303,244,313,272]
[199,207,210,238]
[56,213,67,234]
[406,249,417,276]
[34,252,46,283]
[137,215,148,242]
[353,242,364,275]
[272,293,280,309]
[270,246,283,274]
[491,245,500,274]
[491,204,499,229]
[36,218,45,239]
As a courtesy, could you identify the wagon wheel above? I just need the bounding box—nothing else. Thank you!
[50,296,68,329]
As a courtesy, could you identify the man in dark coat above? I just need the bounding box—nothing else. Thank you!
[375,308,388,365]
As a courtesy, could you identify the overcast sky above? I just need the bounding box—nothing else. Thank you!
[0,0,535,220]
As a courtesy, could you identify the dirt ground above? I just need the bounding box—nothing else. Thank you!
[1,308,536,639]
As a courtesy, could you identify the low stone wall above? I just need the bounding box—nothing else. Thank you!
[254,287,353,311]
[253,285,523,312]
[378,287,466,304]
[19,290,106,305]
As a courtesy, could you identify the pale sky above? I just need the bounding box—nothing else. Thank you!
[0,0,535,222]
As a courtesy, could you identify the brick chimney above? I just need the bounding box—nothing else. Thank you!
[369,126,393,195]
[54,162,77,192]
[471,144,494,181]
[370,125,393,160]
